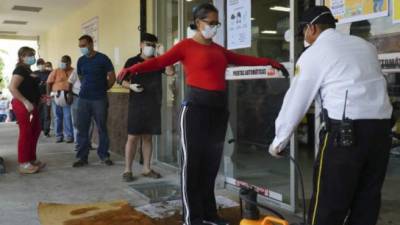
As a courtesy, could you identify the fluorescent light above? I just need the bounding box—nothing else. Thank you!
[270,6,290,12]
[251,17,255,21]
[261,30,277,34]
[186,0,193,1]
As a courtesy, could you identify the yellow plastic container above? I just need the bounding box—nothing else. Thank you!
[240,216,290,225]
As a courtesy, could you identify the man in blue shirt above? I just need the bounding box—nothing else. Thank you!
[73,35,116,167]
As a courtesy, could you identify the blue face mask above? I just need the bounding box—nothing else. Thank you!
[60,62,67,69]
[80,47,89,56]
[24,56,36,66]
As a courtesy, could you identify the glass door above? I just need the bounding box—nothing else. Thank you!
[154,0,315,213]
[155,0,180,167]
[223,0,292,209]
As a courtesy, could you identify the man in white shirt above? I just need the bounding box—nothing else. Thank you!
[269,6,392,225]
[68,69,80,143]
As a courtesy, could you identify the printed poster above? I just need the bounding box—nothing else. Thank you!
[394,0,400,24]
[325,0,389,24]
[81,17,99,50]
[227,0,251,50]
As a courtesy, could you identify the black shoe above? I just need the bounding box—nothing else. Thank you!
[65,139,74,143]
[0,157,5,174]
[102,158,113,166]
[203,217,230,225]
[122,172,135,182]
[56,138,63,143]
[72,159,88,168]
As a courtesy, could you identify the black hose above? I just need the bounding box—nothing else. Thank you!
[240,196,286,220]
[229,139,308,225]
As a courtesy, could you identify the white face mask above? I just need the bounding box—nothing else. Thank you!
[201,25,218,39]
[37,65,45,71]
[304,40,311,48]
[143,46,155,57]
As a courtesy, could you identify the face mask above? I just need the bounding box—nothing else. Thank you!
[60,62,67,69]
[23,56,36,66]
[37,65,45,71]
[201,25,218,39]
[80,47,89,56]
[304,40,311,48]
[143,46,155,57]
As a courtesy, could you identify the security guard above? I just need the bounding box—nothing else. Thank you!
[269,6,393,225]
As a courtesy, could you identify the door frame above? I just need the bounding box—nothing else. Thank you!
[152,0,306,213]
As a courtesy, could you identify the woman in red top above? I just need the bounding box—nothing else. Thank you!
[118,3,285,225]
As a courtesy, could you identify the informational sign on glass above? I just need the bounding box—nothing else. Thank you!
[81,17,99,50]
[325,0,388,24]
[227,0,251,50]
[394,0,400,24]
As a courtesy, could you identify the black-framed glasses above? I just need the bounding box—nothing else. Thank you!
[201,19,221,28]
[144,42,156,47]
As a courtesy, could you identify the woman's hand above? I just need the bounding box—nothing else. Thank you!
[22,99,34,113]
[116,68,129,84]
[129,84,144,93]
[269,60,284,70]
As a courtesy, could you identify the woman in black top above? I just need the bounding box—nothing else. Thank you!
[8,47,45,174]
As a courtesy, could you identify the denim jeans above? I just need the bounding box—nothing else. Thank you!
[76,97,110,161]
[70,95,79,142]
[52,99,74,141]
[0,114,6,122]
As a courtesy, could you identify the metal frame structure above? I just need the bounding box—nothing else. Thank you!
[151,0,325,214]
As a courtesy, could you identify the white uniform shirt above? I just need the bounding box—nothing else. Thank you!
[272,28,393,149]
[67,69,81,95]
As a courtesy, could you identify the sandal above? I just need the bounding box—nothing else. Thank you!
[19,163,39,174]
[122,172,135,182]
[142,170,162,179]
[31,160,47,170]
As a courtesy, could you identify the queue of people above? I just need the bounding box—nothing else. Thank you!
[4,3,392,225]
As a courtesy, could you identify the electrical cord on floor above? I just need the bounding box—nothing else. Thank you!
[228,139,308,225]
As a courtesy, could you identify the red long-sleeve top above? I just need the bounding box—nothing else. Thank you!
[126,38,279,91]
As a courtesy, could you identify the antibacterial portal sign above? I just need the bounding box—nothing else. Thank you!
[227,0,251,50]
[325,0,389,24]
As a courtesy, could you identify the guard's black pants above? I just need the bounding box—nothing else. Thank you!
[179,102,229,225]
[308,119,391,225]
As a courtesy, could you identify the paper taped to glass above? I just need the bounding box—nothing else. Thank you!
[225,66,285,80]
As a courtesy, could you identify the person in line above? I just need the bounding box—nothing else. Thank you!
[0,92,9,122]
[67,67,96,151]
[269,6,392,225]
[73,35,116,167]
[47,55,74,143]
[33,58,51,136]
[118,3,286,225]
[45,61,53,72]
[8,47,46,174]
[120,33,175,182]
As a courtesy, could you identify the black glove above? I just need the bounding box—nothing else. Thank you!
[278,66,289,78]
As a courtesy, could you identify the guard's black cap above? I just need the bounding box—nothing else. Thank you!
[298,6,338,36]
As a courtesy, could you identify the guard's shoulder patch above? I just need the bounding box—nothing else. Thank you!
[294,65,300,76]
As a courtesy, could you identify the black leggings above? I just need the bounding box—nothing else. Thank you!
[179,86,229,224]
